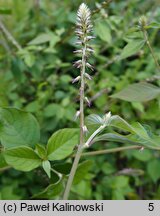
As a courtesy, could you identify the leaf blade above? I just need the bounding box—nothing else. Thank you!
[0,108,40,148]
[4,147,41,171]
[119,39,145,60]
[42,160,51,178]
[47,128,79,161]
[111,83,160,102]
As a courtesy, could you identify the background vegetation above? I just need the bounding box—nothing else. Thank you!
[0,0,160,199]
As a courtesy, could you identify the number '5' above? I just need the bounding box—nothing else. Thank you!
[148,203,154,211]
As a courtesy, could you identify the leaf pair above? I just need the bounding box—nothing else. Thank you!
[86,114,160,150]
[3,128,79,174]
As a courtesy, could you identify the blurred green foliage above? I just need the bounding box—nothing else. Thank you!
[0,0,160,200]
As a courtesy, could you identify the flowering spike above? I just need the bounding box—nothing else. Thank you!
[74,3,94,68]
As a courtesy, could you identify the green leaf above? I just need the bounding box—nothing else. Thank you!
[35,144,46,159]
[49,33,61,47]
[131,123,160,149]
[11,57,26,83]
[86,114,103,125]
[94,120,160,150]
[73,160,93,185]
[53,163,72,175]
[4,147,41,171]
[47,128,79,161]
[95,20,111,43]
[44,103,64,118]
[101,162,116,175]
[28,33,51,45]
[25,101,40,113]
[0,153,9,170]
[132,149,152,162]
[119,39,145,60]
[109,115,135,133]
[23,52,35,67]
[112,176,129,188]
[146,22,160,29]
[50,171,60,184]
[111,83,160,102]
[147,160,160,183]
[0,186,21,200]
[93,114,160,149]
[32,181,63,199]
[0,108,40,148]
[42,160,51,178]
[93,132,140,145]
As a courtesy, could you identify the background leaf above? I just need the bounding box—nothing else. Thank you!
[111,83,160,102]
[28,33,51,45]
[73,160,93,185]
[119,39,145,60]
[95,20,111,43]
[32,181,63,199]
[147,160,160,183]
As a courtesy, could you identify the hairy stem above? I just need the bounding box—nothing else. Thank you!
[81,145,141,157]
[0,18,22,50]
[143,29,160,71]
[63,45,86,200]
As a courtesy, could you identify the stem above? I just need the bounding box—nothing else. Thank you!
[85,125,105,147]
[63,45,86,200]
[143,29,160,71]
[81,145,141,157]
[92,0,113,15]
[0,18,22,51]
[51,168,63,180]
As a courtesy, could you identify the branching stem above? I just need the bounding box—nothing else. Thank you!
[81,145,141,157]
[85,125,105,147]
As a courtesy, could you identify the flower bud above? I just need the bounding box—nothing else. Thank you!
[74,110,81,121]
[82,125,88,135]
[140,147,144,151]
[72,76,81,83]
[103,111,111,124]
[86,62,94,71]
[73,60,82,68]
[84,73,92,80]
[85,97,91,107]
[138,16,148,30]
